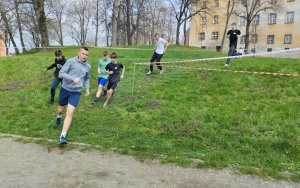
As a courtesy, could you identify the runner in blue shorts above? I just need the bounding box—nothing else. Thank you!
[55,47,91,144]
[92,51,111,105]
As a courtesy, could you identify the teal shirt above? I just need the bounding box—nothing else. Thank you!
[98,58,111,79]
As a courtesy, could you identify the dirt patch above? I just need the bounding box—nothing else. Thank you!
[0,136,299,188]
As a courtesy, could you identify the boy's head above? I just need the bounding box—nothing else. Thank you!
[110,52,117,62]
[55,50,62,60]
[103,51,108,59]
[154,33,160,40]
[78,47,89,63]
[231,23,237,30]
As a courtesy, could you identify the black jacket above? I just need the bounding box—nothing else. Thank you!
[46,56,66,77]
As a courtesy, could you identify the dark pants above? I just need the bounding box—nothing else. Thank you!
[50,77,62,101]
[149,52,163,72]
[226,45,236,64]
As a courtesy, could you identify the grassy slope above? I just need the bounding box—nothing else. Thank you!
[0,46,300,182]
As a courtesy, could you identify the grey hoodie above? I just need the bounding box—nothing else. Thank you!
[59,56,91,93]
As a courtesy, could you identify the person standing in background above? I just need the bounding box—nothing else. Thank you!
[225,23,241,66]
[147,33,169,75]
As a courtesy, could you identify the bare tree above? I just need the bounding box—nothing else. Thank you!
[168,0,207,45]
[0,1,20,54]
[47,0,66,46]
[66,0,94,46]
[14,0,26,52]
[238,0,282,53]
[111,0,121,46]
[31,0,50,49]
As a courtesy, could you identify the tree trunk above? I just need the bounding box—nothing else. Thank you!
[126,0,132,45]
[245,22,251,54]
[32,0,50,50]
[175,21,181,45]
[94,0,100,47]
[14,0,26,52]
[111,0,120,47]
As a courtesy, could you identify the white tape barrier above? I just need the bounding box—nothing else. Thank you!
[162,65,300,78]
[134,48,300,65]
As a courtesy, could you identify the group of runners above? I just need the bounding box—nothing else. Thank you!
[44,33,169,144]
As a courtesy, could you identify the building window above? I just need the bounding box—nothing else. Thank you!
[251,34,258,43]
[240,35,246,44]
[211,32,218,40]
[198,32,205,40]
[267,35,274,44]
[213,16,218,24]
[284,34,292,44]
[201,17,206,25]
[215,0,219,7]
[287,0,295,2]
[252,15,260,25]
[286,12,294,23]
[267,48,272,52]
[239,17,246,26]
[202,1,207,8]
[270,0,277,3]
[269,13,276,24]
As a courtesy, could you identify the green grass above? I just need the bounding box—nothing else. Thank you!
[1,45,300,182]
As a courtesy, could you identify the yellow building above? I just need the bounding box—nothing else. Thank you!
[0,31,5,56]
[189,0,300,53]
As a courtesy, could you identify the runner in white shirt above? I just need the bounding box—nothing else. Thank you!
[147,33,169,75]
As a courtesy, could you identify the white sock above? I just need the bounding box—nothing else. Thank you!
[60,131,67,138]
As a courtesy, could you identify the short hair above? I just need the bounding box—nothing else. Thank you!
[154,33,160,37]
[55,50,62,56]
[103,51,108,56]
[110,52,117,59]
[231,23,237,26]
[80,46,89,51]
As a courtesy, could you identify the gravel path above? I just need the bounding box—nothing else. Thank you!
[0,136,299,188]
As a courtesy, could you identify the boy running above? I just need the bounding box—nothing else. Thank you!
[103,52,125,107]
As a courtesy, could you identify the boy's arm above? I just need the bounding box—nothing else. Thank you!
[121,66,125,79]
[58,61,74,80]
[44,62,56,71]
[164,40,169,53]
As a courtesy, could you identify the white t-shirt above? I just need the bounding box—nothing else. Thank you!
[238,49,244,54]
[155,38,167,54]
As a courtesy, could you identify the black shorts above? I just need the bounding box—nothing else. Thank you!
[107,82,119,92]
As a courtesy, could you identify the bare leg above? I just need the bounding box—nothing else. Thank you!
[95,85,104,98]
[103,89,113,107]
[62,104,76,132]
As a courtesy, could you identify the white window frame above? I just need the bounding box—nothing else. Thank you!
[252,15,260,25]
[269,13,276,24]
[201,17,207,25]
[284,34,292,44]
[213,15,218,24]
[198,32,205,41]
[286,12,294,23]
[215,0,219,7]
[240,17,246,26]
[267,35,274,44]
[240,35,246,44]
[251,34,258,43]
[211,32,218,40]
